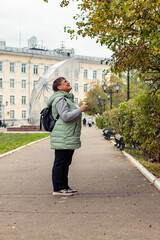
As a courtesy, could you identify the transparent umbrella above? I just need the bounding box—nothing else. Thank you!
[29,58,80,125]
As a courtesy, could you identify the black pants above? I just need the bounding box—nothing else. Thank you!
[52,149,74,192]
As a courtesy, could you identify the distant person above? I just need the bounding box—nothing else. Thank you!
[47,77,88,197]
[11,121,14,126]
[0,120,6,128]
[83,117,86,127]
[88,119,92,127]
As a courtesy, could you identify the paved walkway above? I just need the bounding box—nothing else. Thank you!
[0,127,160,240]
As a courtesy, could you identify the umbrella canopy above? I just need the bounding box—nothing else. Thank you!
[29,58,80,125]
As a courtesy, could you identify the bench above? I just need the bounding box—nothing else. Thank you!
[102,129,115,140]
[114,134,125,150]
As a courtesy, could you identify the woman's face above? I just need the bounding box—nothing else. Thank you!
[58,79,72,93]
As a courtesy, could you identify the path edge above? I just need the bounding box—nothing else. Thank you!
[111,140,160,192]
[0,136,50,159]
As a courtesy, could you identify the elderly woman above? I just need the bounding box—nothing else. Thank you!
[47,77,88,196]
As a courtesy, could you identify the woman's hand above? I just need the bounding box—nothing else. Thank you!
[80,102,88,112]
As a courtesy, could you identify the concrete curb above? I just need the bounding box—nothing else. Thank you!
[0,136,50,159]
[111,140,160,191]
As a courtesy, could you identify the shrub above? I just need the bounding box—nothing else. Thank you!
[133,92,160,161]
[95,115,104,129]
[96,91,160,162]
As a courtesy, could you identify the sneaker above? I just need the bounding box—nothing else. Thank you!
[68,188,78,195]
[53,189,73,196]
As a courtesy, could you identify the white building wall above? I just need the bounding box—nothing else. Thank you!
[0,46,109,126]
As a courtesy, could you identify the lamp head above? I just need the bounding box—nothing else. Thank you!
[102,82,107,92]
[115,83,120,92]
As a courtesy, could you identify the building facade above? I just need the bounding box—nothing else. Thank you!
[0,43,109,126]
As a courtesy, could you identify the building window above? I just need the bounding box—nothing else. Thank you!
[10,62,15,72]
[22,110,27,119]
[0,95,3,103]
[10,79,15,88]
[93,70,97,79]
[33,65,38,75]
[22,79,26,89]
[74,83,78,92]
[10,95,15,105]
[0,95,3,115]
[33,80,37,88]
[84,84,87,93]
[0,62,2,71]
[10,110,15,119]
[21,64,26,73]
[75,98,78,105]
[84,70,88,79]
[0,95,3,119]
[44,66,48,73]
[0,78,3,88]
[22,96,26,105]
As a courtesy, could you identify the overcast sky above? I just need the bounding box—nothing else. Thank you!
[0,0,112,58]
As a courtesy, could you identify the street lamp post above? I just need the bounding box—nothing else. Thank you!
[97,93,106,113]
[102,99,106,112]
[102,82,120,110]
[127,67,130,101]
[97,98,102,115]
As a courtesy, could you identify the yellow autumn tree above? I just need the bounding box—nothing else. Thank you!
[57,0,160,91]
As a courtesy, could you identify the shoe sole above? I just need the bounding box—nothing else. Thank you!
[71,191,78,195]
[53,192,73,196]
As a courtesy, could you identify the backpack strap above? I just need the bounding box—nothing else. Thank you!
[40,108,45,130]
[55,114,60,122]
[40,114,42,130]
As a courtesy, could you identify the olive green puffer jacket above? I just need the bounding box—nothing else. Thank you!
[47,91,82,150]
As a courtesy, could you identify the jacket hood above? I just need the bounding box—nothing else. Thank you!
[47,91,74,106]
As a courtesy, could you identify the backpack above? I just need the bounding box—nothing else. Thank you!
[40,106,59,132]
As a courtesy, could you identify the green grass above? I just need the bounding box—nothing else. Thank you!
[125,149,160,178]
[111,139,160,178]
[0,132,50,155]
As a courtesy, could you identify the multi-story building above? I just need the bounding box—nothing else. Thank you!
[0,41,109,126]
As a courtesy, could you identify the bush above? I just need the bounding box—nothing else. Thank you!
[118,100,137,146]
[96,91,160,162]
[103,108,119,132]
[133,92,160,161]
[95,115,104,129]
